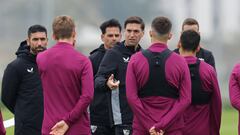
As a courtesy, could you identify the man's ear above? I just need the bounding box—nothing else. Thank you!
[101,34,104,42]
[196,45,200,52]
[149,30,153,38]
[168,33,172,40]
[26,38,30,46]
[52,34,56,40]
[72,30,76,39]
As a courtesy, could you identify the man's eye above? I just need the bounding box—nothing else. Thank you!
[32,38,39,41]
[40,38,46,41]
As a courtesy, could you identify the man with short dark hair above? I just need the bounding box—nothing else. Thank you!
[174,18,216,69]
[126,16,191,135]
[179,30,221,135]
[89,18,122,75]
[37,15,94,135]
[94,16,144,135]
[2,24,48,135]
[89,19,122,135]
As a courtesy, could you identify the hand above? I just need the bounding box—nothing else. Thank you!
[49,120,69,135]
[149,126,164,135]
[107,74,120,90]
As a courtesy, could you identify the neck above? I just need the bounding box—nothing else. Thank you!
[179,48,196,57]
[124,42,138,50]
[30,50,37,55]
[103,44,110,50]
[151,38,167,45]
[58,38,74,45]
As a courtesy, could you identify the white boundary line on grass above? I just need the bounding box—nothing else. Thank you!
[3,117,14,128]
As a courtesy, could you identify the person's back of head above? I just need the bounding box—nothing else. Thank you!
[150,16,172,42]
[52,15,75,40]
[100,19,122,34]
[180,30,200,52]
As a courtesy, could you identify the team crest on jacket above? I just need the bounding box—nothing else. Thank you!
[123,129,130,135]
[123,57,130,63]
[91,125,97,133]
[27,67,34,73]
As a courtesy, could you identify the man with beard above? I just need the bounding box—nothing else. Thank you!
[2,25,48,135]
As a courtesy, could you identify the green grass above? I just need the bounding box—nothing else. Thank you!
[1,108,14,135]
[0,107,238,135]
[220,108,238,135]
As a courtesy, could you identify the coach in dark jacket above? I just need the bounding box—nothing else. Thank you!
[89,19,122,134]
[93,16,144,135]
[174,18,215,69]
[1,25,47,135]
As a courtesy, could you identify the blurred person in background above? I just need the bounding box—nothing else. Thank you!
[2,24,47,135]
[37,15,93,135]
[94,16,144,135]
[179,30,221,135]
[89,19,123,134]
[174,18,216,69]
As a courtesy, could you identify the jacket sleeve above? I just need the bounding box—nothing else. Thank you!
[63,59,94,126]
[229,64,240,110]
[94,49,118,92]
[210,70,222,135]
[1,64,20,113]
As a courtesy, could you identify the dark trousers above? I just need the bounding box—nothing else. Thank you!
[91,124,132,135]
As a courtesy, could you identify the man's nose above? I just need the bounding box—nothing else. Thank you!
[130,31,135,37]
[37,39,43,45]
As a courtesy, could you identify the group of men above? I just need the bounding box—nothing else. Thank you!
[0,15,238,135]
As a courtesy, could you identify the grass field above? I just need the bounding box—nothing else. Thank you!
[1,107,238,135]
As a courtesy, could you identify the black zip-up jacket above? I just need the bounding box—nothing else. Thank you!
[89,44,108,126]
[93,41,142,126]
[89,44,106,76]
[1,41,43,135]
[174,47,215,69]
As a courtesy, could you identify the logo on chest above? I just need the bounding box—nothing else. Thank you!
[27,67,34,73]
[123,57,130,63]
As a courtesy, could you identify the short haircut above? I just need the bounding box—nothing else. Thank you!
[100,19,122,34]
[28,24,47,38]
[124,16,145,31]
[151,16,172,36]
[180,30,200,52]
[182,18,199,30]
[52,15,75,40]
